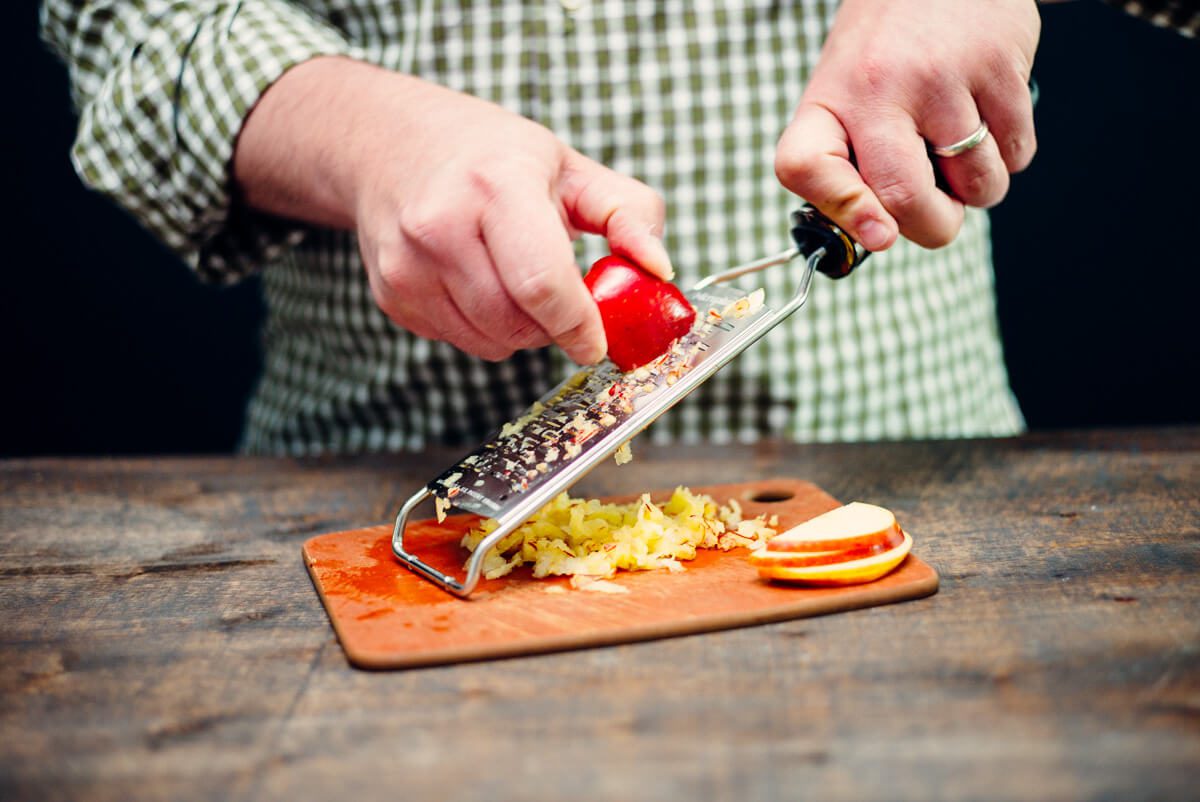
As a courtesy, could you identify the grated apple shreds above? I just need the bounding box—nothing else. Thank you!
[461,487,778,582]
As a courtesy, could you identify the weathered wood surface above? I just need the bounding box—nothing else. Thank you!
[1,429,1197,802]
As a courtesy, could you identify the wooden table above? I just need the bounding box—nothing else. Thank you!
[2,429,1197,801]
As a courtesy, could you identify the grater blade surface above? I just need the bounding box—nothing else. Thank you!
[392,203,870,597]
[427,281,773,522]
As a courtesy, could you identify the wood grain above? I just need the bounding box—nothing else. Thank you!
[1,430,1197,802]
[303,480,938,668]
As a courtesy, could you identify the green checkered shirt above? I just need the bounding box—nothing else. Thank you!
[43,0,1026,455]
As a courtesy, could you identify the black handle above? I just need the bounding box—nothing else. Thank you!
[789,204,870,280]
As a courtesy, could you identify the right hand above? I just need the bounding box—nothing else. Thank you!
[235,57,672,364]
[774,0,1039,252]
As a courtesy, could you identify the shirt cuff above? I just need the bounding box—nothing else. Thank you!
[72,1,357,283]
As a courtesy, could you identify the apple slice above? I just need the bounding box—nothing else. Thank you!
[756,531,912,585]
[747,539,899,569]
[765,502,901,553]
[584,255,696,372]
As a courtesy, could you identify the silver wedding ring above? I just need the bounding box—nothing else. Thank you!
[931,121,990,158]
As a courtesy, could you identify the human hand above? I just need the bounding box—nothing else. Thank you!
[235,58,671,364]
[775,0,1041,251]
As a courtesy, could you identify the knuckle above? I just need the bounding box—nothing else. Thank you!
[514,320,552,349]
[1005,132,1037,173]
[824,185,874,217]
[438,323,483,354]
[509,268,557,314]
[872,178,923,219]
[617,175,666,217]
[609,199,662,241]
[856,55,899,96]
[373,252,411,298]
[554,318,594,352]
[963,167,1007,209]
[466,156,539,204]
[963,171,991,204]
[495,311,546,350]
[907,58,944,98]
[979,45,1021,86]
[464,166,506,203]
[399,204,451,254]
[774,149,820,191]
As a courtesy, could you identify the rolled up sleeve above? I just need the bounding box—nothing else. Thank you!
[41,1,356,282]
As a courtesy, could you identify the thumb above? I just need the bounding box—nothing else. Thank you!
[558,150,675,280]
[775,102,898,252]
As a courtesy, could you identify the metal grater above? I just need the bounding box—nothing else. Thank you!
[391,204,868,597]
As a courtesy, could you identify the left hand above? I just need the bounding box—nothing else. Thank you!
[775,0,1041,251]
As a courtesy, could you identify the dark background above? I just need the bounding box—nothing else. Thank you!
[5,2,1198,456]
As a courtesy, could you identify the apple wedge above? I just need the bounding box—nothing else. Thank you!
[764,502,902,553]
[747,540,898,569]
[756,531,913,586]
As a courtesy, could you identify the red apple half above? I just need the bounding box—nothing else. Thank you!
[584,255,696,372]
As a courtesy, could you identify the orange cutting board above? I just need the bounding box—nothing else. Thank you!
[303,478,938,669]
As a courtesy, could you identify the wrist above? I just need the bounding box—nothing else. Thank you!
[234,56,396,230]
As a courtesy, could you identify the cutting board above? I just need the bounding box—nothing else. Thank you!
[303,478,938,669]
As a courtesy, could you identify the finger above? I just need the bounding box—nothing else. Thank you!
[975,67,1037,174]
[397,189,548,356]
[443,249,552,352]
[558,151,674,280]
[428,212,553,352]
[775,102,898,252]
[361,241,442,342]
[852,112,965,249]
[370,238,514,361]
[480,176,607,365]
[919,88,1010,208]
[437,277,524,361]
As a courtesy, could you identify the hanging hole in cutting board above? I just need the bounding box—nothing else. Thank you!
[749,488,795,503]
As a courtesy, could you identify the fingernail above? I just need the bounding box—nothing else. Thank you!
[858,220,891,251]
[572,334,607,366]
[646,237,675,280]
[580,344,606,365]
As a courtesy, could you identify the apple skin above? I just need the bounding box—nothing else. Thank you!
[757,531,914,586]
[584,255,696,372]
[765,524,905,555]
[748,538,900,569]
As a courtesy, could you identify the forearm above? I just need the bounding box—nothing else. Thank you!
[233,56,468,234]
[233,56,379,231]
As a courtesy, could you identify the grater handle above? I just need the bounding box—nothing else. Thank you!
[391,486,531,598]
[789,204,870,280]
[390,487,470,595]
